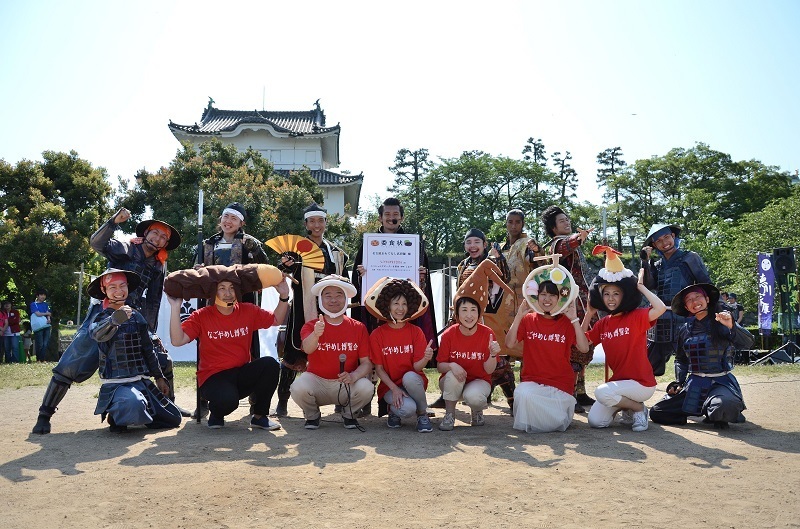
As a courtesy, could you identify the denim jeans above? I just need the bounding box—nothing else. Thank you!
[3,335,20,363]
[34,327,51,361]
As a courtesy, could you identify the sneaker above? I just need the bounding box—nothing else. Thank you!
[429,395,446,409]
[304,418,320,430]
[274,399,288,417]
[32,415,52,435]
[387,414,402,428]
[439,412,455,431]
[250,415,281,431]
[416,415,433,433]
[343,416,359,429]
[207,415,225,429]
[471,409,485,426]
[618,409,634,426]
[632,405,649,432]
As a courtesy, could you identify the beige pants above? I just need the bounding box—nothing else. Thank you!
[440,371,491,411]
[290,372,374,420]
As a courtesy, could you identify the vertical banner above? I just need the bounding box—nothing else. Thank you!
[757,252,774,336]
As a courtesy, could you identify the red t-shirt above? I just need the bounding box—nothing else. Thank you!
[437,323,494,384]
[517,313,576,395]
[300,316,370,380]
[586,307,656,387]
[370,323,429,399]
[182,303,276,387]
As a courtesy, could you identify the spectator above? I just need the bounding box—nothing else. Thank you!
[30,289,52,362]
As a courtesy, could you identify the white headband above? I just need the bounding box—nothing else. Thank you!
[222,208,245,222]
[304,210,327,220]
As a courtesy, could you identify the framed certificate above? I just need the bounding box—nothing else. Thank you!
[361,233,420,303]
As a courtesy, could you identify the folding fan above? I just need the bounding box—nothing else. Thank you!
[265,234,325,270]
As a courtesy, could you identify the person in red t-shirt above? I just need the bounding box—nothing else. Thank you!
[167,265,290,431]
[506,260,590,433]
[366,278,434,433]
[582,246,667,432]
[291,275,373,430]
[437,260,509,431]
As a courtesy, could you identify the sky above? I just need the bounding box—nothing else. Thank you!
[2,1,798,213]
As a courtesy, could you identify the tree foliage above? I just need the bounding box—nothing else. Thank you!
[118,140,349,269]
[0,151,114,356]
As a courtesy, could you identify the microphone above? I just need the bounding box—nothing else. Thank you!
[339,353,347,375]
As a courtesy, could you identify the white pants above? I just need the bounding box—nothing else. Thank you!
[588,379,656,428]
[513,381,575,433]
[440,371,490,411]
[290,372,374,420]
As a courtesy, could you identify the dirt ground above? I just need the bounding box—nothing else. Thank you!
[1,374,799,529]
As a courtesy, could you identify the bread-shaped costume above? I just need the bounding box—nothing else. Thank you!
[364,277,429,323]
[522,254,578,316]
[164,264,283,303]
[452,259,514,317]
[588,245,641,315]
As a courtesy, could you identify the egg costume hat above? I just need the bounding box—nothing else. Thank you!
[523,254,578,316]
[164,264,284,308]
[88,268,142,300]
[364,277,429,324]
[452,259,514,319]
[310,274,357,318]
[588,245,641,315]
[671,283,720,317]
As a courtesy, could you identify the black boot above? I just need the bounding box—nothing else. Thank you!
[32,414,52,435]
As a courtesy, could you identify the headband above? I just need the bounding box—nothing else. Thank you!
[222,208,245,222]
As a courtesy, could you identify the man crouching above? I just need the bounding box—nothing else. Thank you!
[90,269,181,433]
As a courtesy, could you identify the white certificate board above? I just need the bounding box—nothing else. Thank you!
[361,233,420,303]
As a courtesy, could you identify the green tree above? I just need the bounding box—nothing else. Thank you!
[0,151,113,358]
[550,151,578,202]
[596,147,627,250]
[118,139,348,269]
[388,148,434,234]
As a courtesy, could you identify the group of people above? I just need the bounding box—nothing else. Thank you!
[28,195,753,436]
[1,293,50,364]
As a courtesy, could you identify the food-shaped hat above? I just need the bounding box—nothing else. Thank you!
[588,245,641,315]
[671,283,720,317]
[88,268,141,300]
[310,274,357,318]
[164,264,283,302]
[523,254,578,316]
[452,260,513,316]
[364,277,428,323]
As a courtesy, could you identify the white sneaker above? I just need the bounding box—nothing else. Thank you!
[471,409,485,426]
[618,409,634,426]
[439,412,455,431]
[632,405,649,432]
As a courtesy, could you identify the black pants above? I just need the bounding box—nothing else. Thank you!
[651,385,744,425]
[200,357,280,418]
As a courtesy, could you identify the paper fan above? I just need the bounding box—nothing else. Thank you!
[265,234,325,270]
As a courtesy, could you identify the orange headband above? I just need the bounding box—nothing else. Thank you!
[102,272,127,287]
[147,222,172,239]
